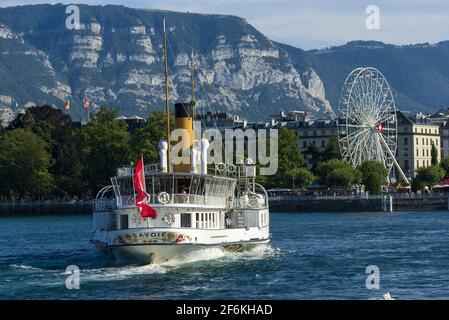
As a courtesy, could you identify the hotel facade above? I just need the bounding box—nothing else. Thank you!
[396,111,440,178]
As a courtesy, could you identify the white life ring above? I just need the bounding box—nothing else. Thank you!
[157,192,170,204]
[163,213,175,225]
[248,193,264,208]
[227,197,234,208]
[217,163,226,173]
[227,165,236,173]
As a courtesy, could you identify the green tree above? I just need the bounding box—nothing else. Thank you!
[415,165,445,189]
[326,167,357,188]
[287,167,316,189]
[439,157,449,178]
[322,135,341,161]
[316,159,361,187]
[82,106,131,195]
[359,160,388,195]
[8,105,85,197]
[0,129,55,199]
[130,111,174,163]
[303,143,322,172]
[431,143,439,166]
[266,127,304,188]
[55,127,86,197]
[316,159,345,181]
[411,177,426,193]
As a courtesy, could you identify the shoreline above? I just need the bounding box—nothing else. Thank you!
[269,195,449,213]
[1,195,448,216]
[0,201,93,216]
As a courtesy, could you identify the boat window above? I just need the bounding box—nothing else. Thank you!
[118,177,133,196]
[176,178,191,194]
[181,213,192,228]
[196,212,199,228]
[190,176,201,194]
[120,215,128,229]
[153,176,173,195]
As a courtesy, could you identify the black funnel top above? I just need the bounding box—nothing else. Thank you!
[175,102,193,118]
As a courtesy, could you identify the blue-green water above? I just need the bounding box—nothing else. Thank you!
[1,211,449,300]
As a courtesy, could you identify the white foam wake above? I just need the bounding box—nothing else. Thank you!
[9,264,45,272]
[8,245,281,286]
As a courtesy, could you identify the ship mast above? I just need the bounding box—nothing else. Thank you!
[163,18,171,171]
[191,49,196,125]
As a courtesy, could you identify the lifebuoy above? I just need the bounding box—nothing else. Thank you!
[217,163,226,172]
[163,213,175,225]
[227,165,236,173]
[157,192,170,204]
[227,197,234,208]
[248,193,264,208]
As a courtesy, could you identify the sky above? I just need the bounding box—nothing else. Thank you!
[1,0,448,49]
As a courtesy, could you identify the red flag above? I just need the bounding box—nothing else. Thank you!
[134,157,157,219]
[376,121,383,133]
[83,99,89,109]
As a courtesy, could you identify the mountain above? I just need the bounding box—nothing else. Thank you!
[0,4,449,124]
[280,40,449,115]
[0,4,333,123]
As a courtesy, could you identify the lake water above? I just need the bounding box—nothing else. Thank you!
[0,211,448,300]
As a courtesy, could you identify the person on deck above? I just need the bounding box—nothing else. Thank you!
[225,216,232,229]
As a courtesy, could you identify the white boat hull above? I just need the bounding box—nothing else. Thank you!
[91,226,270,265]
[111,240,270,265]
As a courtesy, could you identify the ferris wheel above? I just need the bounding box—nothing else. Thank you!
[338,67,409,184]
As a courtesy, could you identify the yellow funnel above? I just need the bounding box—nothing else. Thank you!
[173,102,193,173]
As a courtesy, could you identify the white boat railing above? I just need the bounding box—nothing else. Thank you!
[116,162,255,179]
[116,193,229,208]
[164,194,228,207]
[94,186,117,212]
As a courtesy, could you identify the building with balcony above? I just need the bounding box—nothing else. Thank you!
[396,110,440,178]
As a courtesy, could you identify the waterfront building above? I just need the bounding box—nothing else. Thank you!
[115,115,146,132]
[428,107,449,158]
[440,121,449,158]
[396,110,440,178]
[286,118,339,169]
[195,111,246,133]
[72,115,146,132]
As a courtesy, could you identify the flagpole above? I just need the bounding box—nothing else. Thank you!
[131,160,136,201]
[141,154,150,227]
[163,17,171,172]
[141,154,147,195]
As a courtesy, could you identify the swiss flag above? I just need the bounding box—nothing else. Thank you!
[83,99,89,110]
[376,122,383,133]
[134,157,157,219]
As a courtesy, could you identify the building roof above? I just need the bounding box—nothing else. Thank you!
[115,115,146,122]
[396,110,435,126]
[430,107,449,118]
[287,119,338,130]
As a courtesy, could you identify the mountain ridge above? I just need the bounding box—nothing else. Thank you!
[0,4,448,123]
